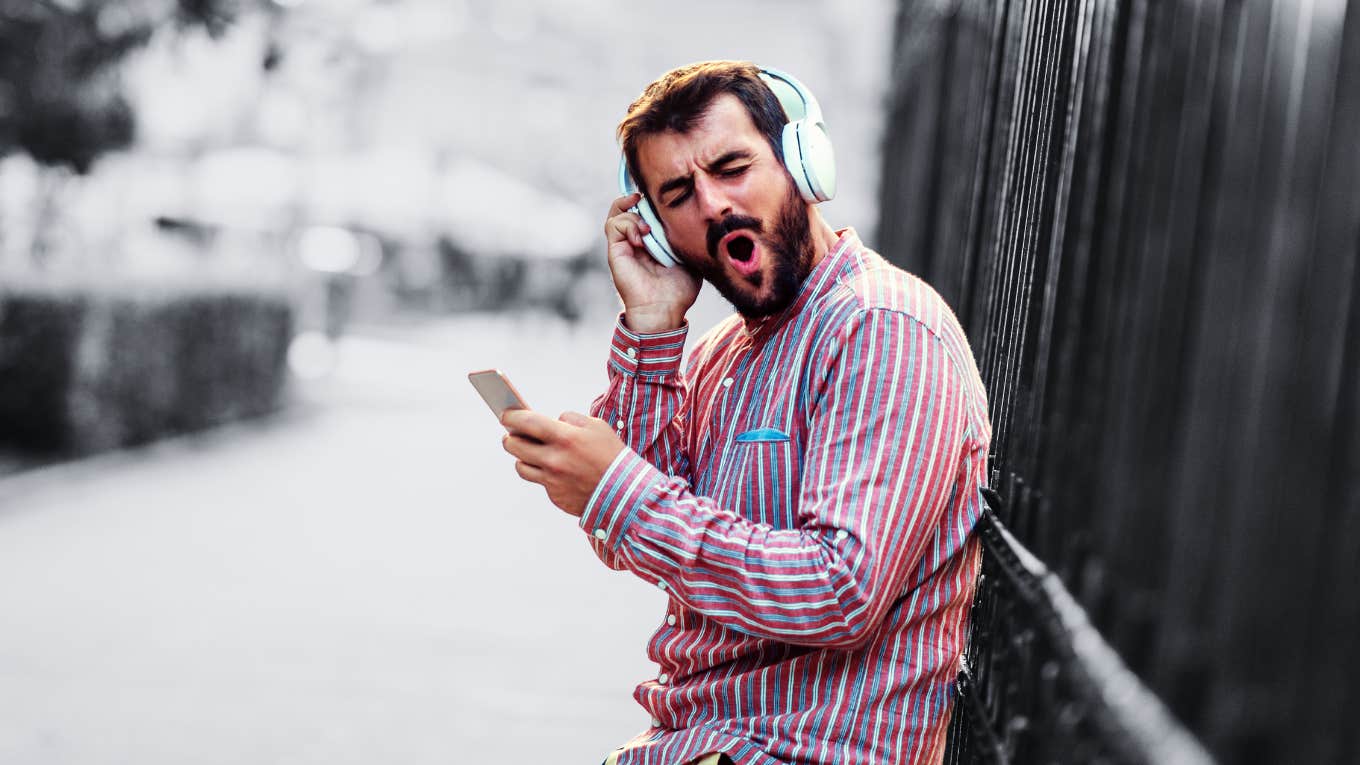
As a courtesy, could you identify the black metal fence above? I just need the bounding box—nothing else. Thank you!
[879,0,1360,762]
[946,490,1213,764]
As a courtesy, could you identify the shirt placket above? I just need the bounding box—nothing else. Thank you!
[705,337,757,470]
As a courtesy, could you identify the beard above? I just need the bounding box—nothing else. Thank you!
[674,183,816,319]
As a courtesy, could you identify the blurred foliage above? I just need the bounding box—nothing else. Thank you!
[0,282,293,453]
[0,0,249,173]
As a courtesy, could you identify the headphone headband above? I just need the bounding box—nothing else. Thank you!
[758,67,825,127]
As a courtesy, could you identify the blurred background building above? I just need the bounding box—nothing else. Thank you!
[0,0,892,319]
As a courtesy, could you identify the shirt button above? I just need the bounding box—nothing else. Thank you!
[722,377,734,387]
[835,529,849,541]
[626,347,637,359]
[666,614,677,626]
[593,529,608,540]
[651,717,662,728]
[656,581,667,591]
[615,420,625,430]
[658,673,669,684]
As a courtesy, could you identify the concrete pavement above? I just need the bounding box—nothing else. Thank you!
[0,308,696,765]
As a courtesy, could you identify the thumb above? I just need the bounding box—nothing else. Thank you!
[558,411,591,427]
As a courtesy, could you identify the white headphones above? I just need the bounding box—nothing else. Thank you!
[617,66,838,268]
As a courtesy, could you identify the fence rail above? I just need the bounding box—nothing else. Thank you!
[948,490,1212,764]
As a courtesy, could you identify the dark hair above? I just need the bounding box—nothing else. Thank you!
[617,60,787,198]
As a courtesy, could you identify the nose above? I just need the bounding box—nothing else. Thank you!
[693,173,733,223]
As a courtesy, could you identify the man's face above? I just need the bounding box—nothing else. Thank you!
[636,94,816,318]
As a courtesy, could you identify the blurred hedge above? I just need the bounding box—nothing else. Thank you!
[0,283,292,454]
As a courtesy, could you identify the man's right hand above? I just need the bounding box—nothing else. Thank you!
[605,192,701,334]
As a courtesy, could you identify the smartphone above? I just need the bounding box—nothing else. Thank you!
[468,369,530,420]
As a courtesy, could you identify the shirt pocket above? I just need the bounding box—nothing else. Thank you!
[729,435,800,528]
[734,427,791,443]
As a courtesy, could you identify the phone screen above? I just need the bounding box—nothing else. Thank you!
[468,369,529,419]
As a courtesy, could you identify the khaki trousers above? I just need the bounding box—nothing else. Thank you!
[603,752,725,765]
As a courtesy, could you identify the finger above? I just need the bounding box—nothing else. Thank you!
[629,222,647,248]
[607,192,643,218]
[609,224,661,264]
[501,408,562,442]
[503,432,551,465]
[559,411,591,427]
[514,460,547,484]
[606,214,651,247]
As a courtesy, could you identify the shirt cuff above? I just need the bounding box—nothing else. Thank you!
[581,447,666,549]
[608,314,688,378]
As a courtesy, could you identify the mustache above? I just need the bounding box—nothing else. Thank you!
[706,215,764,259]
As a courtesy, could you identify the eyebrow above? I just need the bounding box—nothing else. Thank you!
[656,149,755,199]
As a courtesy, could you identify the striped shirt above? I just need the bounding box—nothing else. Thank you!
[582,229,991,765]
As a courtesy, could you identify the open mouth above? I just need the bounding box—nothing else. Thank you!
[721,231,761,278]
[727,235,754,262]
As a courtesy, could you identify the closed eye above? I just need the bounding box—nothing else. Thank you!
[664,165,749,208]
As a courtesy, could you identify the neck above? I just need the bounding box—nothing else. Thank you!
[807,206,839,268]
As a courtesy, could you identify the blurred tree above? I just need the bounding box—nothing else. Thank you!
[0,0,252,260]
[0,0,249,172]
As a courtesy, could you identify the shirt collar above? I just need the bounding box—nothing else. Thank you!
[741,227,864,338]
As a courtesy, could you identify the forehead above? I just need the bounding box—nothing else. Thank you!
[635,94,771,194]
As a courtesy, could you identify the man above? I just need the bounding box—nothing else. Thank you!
[501,61,991,765]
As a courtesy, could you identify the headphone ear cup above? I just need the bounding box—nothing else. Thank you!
[633,196,679,267]
[763,67,837,203]
[618,153,679,267]
[782,123,815,202]
[795,122,837,202]
[782,121,837,203]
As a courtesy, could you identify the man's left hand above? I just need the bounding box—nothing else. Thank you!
[501,409,626,517]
